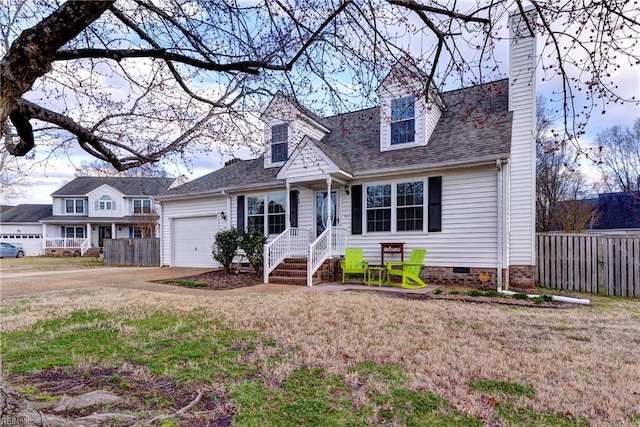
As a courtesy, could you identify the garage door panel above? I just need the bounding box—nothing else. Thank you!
[173,216,218,268]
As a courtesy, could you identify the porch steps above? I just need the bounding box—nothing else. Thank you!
[269,258,322,286]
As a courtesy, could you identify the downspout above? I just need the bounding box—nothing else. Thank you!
[496,160,504,292]
[495,159,589,305]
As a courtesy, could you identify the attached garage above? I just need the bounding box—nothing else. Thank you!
[172,216,219,268]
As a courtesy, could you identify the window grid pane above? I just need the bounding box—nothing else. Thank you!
[397,182,424,231]
[366,185,391,232]
[267,194,286,234]
[272,124,288,162]
[248,197,265,233]
[390,96,416,145]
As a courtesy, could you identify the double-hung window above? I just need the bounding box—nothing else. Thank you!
[267,193,286,234]
[390,96,415,145]
[133,199,152,214]
[366,184,392,232]
[247,196,265,233]
[271,124,288,163]
[397,182,424,231]
[64,226,85,239]
[65,199,84,214]
[246,193,287,235]
[99,195,112,210]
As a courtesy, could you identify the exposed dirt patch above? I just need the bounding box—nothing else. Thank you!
[7,366,235,426]
[160,270,262,290]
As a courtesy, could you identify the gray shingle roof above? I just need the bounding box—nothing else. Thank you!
[51,177,176,197]
[320,79,511,173]
[0,204,53,222]
[159,157,280,198]
[162,79,512,198]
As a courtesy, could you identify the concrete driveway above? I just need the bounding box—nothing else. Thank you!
[1,267,213,299]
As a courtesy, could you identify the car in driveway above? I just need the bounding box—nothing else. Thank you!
[0,242,25,258]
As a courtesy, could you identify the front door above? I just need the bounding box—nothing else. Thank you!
[316,191,338,237]
[98,226,112,248]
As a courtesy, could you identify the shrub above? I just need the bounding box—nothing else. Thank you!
[212,228,239,273]
[239,229,267,275]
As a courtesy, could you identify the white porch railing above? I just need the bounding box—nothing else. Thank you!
[263,228,312,283]
[306,226,348,287]
[45,238,90,255]
[307,227,331,287]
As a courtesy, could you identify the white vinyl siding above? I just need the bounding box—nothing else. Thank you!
[347,167,498,268]
[508,12,537,266]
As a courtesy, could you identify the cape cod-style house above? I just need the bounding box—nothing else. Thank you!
[40,176,176,256]
[157,11,537,289]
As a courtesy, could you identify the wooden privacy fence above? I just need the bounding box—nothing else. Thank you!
[536,233,640,297]
[103,238,160,267]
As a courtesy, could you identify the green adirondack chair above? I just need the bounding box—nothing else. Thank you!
[386,248,427,289]
[340,248,369,284]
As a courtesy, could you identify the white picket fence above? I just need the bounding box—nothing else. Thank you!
[536,233,640,297]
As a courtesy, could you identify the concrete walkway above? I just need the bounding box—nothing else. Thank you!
[0,267,438,299]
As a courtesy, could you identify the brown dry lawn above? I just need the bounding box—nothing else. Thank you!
[2,284,639,426]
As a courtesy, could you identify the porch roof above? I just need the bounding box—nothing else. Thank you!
[40,215,157,224]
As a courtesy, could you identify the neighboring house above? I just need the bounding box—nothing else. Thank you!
[40,176,176,256]
[157,11,537,289]
[554,191,640,233]
[0,204,53,256]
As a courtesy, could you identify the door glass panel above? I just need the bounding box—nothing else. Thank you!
[315,191,337,237]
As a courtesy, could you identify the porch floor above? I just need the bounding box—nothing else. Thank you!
[302,282,440,294]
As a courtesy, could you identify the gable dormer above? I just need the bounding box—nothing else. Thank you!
[376,61,443,152]
[261,92,330,168]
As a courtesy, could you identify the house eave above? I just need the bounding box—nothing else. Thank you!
[354,155,510,179]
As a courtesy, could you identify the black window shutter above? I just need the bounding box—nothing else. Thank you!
[289,190,298,228]
[351,185,362,235]
[237,195,245,232]
[428,176,442,232]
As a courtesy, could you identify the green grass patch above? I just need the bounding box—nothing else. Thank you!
[161,279,208,288]
[233,363,482,427]
[470,379,535,397]
[2,309,259,384]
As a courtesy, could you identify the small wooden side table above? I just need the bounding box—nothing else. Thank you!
[367,266,385,287]
[380,242,404,266]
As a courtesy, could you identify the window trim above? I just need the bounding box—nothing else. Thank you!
[64,226,85,239]
[390,95,416,146]
[65,198,85,214]
[271,123,288,163]
[245,191,287,235]
[364,179,428,234]
[99,195,112,211]
[133,199,153,214]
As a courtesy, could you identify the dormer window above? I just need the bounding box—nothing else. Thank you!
[390,96,415,145]
[271,123,288,163]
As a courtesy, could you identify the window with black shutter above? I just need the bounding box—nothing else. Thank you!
[428,176,442,232]
[237,195,245,232]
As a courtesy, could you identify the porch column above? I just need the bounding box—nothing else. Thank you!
[86,223,91,246]
[326,177,332,258]
[42,223,47,254]
[285,182,291,229]
[111,223,116,239]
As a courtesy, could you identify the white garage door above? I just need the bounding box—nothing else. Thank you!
[173,216,219,268]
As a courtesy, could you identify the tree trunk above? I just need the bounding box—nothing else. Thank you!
[0,1,113,153]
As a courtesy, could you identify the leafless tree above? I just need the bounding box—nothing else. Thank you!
[595,118,640,193]
[0,1,638,173]
[74,159,169,177]
[536,96,592,231]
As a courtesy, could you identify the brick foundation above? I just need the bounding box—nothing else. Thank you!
[507,265,535,290]
[423,267,499,289]
[45,248,81,257]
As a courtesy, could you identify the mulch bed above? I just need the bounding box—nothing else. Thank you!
[162,270,262,290]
